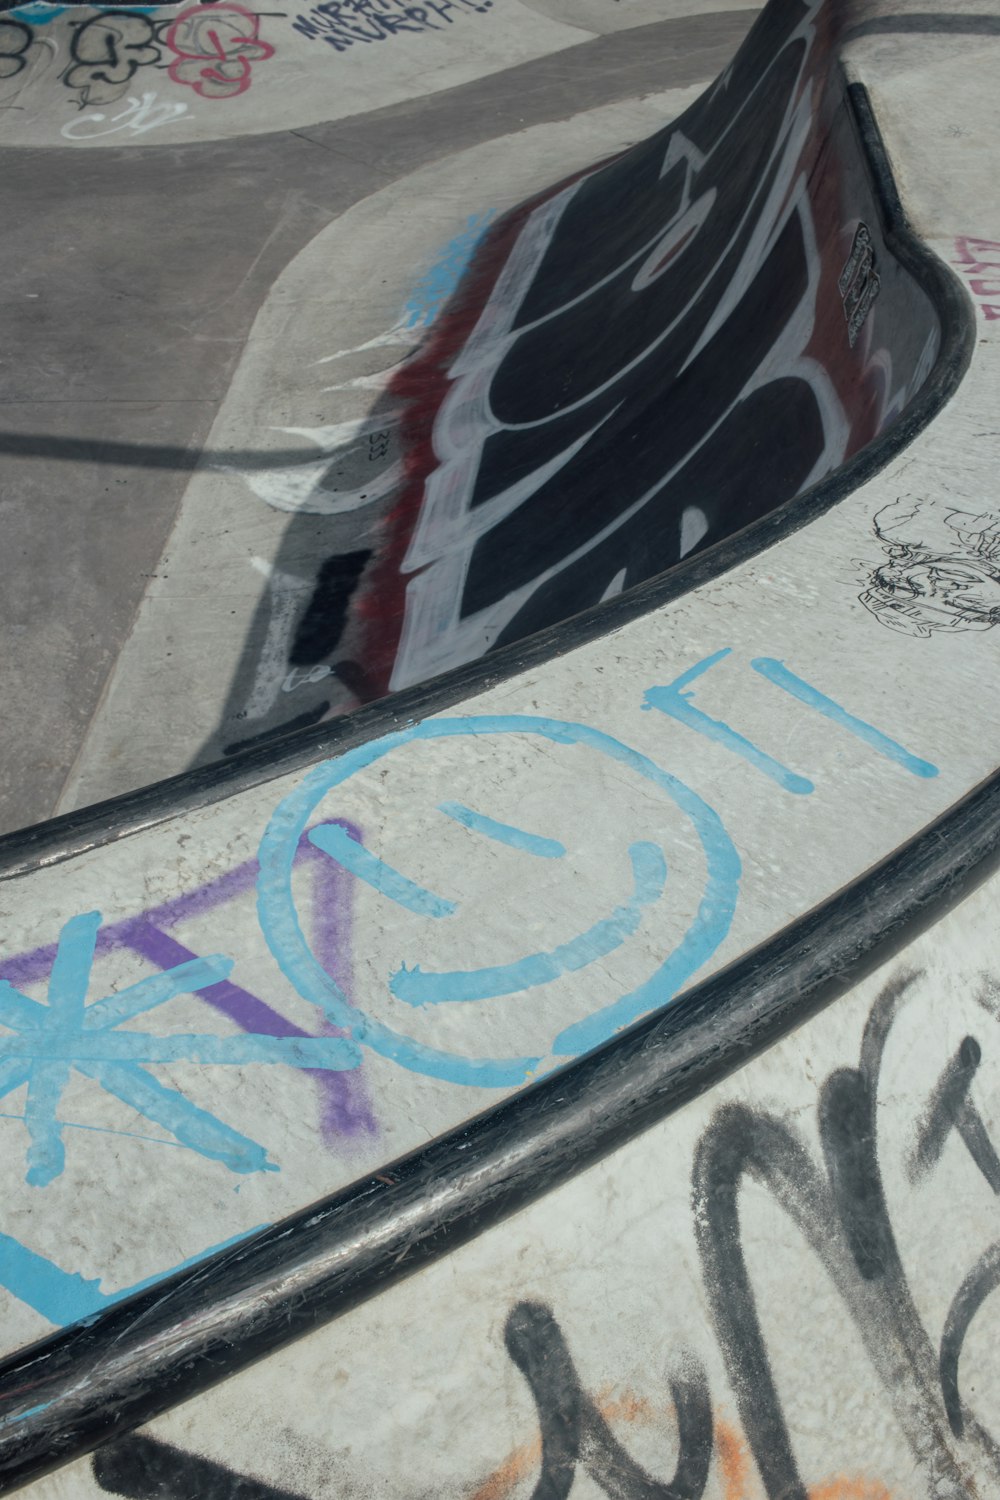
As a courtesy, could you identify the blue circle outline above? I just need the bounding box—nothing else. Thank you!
[256,715,741,1089]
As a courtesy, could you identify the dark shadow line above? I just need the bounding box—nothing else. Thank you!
[0,434,386,473]
[846,12,1000,37]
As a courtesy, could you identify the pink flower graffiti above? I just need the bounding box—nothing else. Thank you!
[165,3,275,99]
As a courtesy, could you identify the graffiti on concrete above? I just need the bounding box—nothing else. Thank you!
[838,219,880,346]
[256,712,741,1087]
[695,969,1000,1494]
[94,1435,308,1500]
[468,974,1000,1498]
[291,0,494,51]
[0,820,377,1188]
[953,234,1000,321]
[0,644,941,1331]
[0,15,32,78]
[859,495,1000,637]
[61,11,162,108]
[164,2,276,98]
[0,908,365,1188]
[209,212,498,759]
[501,1301,713,1497]
[43,2,276,111]
[60,90,190,139]
[86,965,998,1497]
[354,0,941,695]
[401,210,497,330]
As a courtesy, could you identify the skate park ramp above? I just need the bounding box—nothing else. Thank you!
[3,0,1000,1495]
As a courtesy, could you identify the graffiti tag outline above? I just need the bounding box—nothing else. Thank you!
[256,713,742,1088]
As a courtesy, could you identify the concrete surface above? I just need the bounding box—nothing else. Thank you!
[0,5,756,836]
[1,0,999,1494]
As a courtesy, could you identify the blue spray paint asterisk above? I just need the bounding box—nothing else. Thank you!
[0,911,360,1187]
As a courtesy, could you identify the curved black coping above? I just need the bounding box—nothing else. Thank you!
[0,80,981,1492]
[0,78,975,881]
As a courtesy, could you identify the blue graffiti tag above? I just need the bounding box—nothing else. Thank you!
[438,802,567,860]
[257,715,741,1088]
[643,648,815,795]
[402,211,497,330]
[750,657,940,778]
[388,841,667,1007]
[0,1224,267,1334]
[0,911,359,1186]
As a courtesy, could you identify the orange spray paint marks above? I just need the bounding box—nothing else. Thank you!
[810,1483,892,1500]
[468,1385,662,1500]
[716,1418,754,1498]
[715,1417,893,1500]
[472,1406,893,1500]
[467,1436,541,1500]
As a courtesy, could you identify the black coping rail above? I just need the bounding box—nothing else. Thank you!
[0,81,980,1494]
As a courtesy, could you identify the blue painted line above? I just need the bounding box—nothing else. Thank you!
[0,1109,188,1150]
[258,714,740,1088]
[750,658,939,779]
[0,1033,363,1068]
[391,841,666,1006]
[0,1224,269,1333]
[47,910,97,1027]
[438,801,566,859]
[643,648,814,796]
[0,912,335,1184]
[402,211,496,330]
[82,956,234,1032]
[0,1234,105,1329]
[6,4,69,21]
[24,1063,70,1189]
[76,1060,276,1176]
[12,3,167,14]
[308,821,455,918]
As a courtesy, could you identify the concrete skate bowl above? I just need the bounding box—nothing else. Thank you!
[113,0,959,769]
[5,0,1000,1496]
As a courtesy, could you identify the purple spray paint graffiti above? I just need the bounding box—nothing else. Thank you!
[0,821,377,1146]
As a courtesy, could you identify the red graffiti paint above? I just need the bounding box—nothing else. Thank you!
[953,236,1000,321]
[165,3,275,99]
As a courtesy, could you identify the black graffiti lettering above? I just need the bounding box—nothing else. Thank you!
[423,0,458,23]
[313,0,383,41]
[909,1035,1000,1191]
[93,1432,308,1499]
[85,972,1000,1491]
[61,12,161,109]
[0,17,32,79]
[692,976,1000,1497]
[288,550,372,666]
[370,8,424,34]
[504,1301,713,1499]
[293,0,486,46]
[939,1242,1000,1439]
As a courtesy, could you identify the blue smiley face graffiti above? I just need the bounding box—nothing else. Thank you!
[256,714,742,1089]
